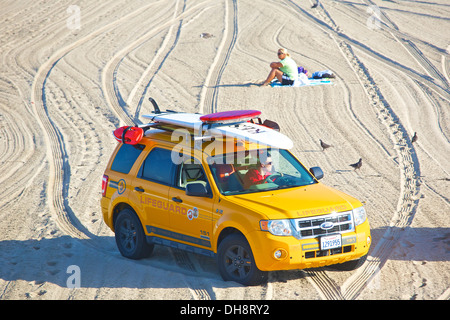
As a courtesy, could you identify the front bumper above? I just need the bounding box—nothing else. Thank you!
[248,220,371,271]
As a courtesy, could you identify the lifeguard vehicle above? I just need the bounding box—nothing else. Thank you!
[101,98,371,285]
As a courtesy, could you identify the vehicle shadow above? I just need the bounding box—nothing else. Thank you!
[0,235,226,292]
[270,226,450,284]
[1,226,448,289]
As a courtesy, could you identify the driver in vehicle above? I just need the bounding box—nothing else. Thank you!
[243,153,274,189]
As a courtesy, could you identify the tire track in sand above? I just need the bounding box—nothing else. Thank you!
[198,0,238,114]
[126,0,186,121]
[361,0,450,92]
[102,0,212,126]
[324,8,421,302]
[285,0,421,300]
[29,1,166,247]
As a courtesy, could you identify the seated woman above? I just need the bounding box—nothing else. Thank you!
[243,153,273,189]
[261,48,298,86]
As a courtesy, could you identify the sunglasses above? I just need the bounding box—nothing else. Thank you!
[277,52,284,56]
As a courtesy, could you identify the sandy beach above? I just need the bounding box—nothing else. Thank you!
[0,0,449,300]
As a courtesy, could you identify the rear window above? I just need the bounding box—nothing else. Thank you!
[110,144,144,174]
[138,147,176,185]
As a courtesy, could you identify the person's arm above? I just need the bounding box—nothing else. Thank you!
[270,61,283,69]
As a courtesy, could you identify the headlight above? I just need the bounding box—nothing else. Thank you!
[260,220,293,236]
[353,206,367,226]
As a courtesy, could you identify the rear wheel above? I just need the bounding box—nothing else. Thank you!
[217,234,268,286]
[114,208,153,260]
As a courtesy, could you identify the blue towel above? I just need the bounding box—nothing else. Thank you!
[270,77,332,88]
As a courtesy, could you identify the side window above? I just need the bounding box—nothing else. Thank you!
[110,144,144,174]
[138,148,176,185]
[177,159,209,191]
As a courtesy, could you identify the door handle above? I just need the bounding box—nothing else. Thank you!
[172,197,183,203]
[134,187,145,192]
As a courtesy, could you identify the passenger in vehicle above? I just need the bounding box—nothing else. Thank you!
[243,154,273,189]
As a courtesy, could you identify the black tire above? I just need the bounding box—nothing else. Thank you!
[114,208,154,260]
[332,254,367,271]
[217,234,268,286]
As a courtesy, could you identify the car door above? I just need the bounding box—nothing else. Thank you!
[133,147,176,234]
[168,157,215,251]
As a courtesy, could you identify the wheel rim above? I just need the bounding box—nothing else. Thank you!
[224,244,253,280]
[118,217,137,253]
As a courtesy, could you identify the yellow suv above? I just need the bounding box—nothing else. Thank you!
[101,108,371,286]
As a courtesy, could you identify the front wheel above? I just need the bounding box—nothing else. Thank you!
[217,234,268,286]
[114,208,154,260]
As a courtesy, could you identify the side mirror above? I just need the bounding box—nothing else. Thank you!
[309,167,324,180]
[186,182,209,197]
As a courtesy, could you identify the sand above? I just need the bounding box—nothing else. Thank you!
[0,0,448,300]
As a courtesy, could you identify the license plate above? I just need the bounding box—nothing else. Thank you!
[320,234,342,250]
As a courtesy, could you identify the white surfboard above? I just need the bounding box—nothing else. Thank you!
[142,111,294,149]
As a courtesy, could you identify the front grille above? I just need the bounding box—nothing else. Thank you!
[294,211,354,239]
[305,245,353,259]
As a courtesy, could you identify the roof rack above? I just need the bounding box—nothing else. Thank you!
[115,98,293,149]
[144,98,264,141]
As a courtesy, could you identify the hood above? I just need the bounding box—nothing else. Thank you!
[228,183,361,220]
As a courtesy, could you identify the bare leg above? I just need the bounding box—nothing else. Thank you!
[261,68,284,86]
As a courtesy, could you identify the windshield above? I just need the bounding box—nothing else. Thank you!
[208,148,316,195]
